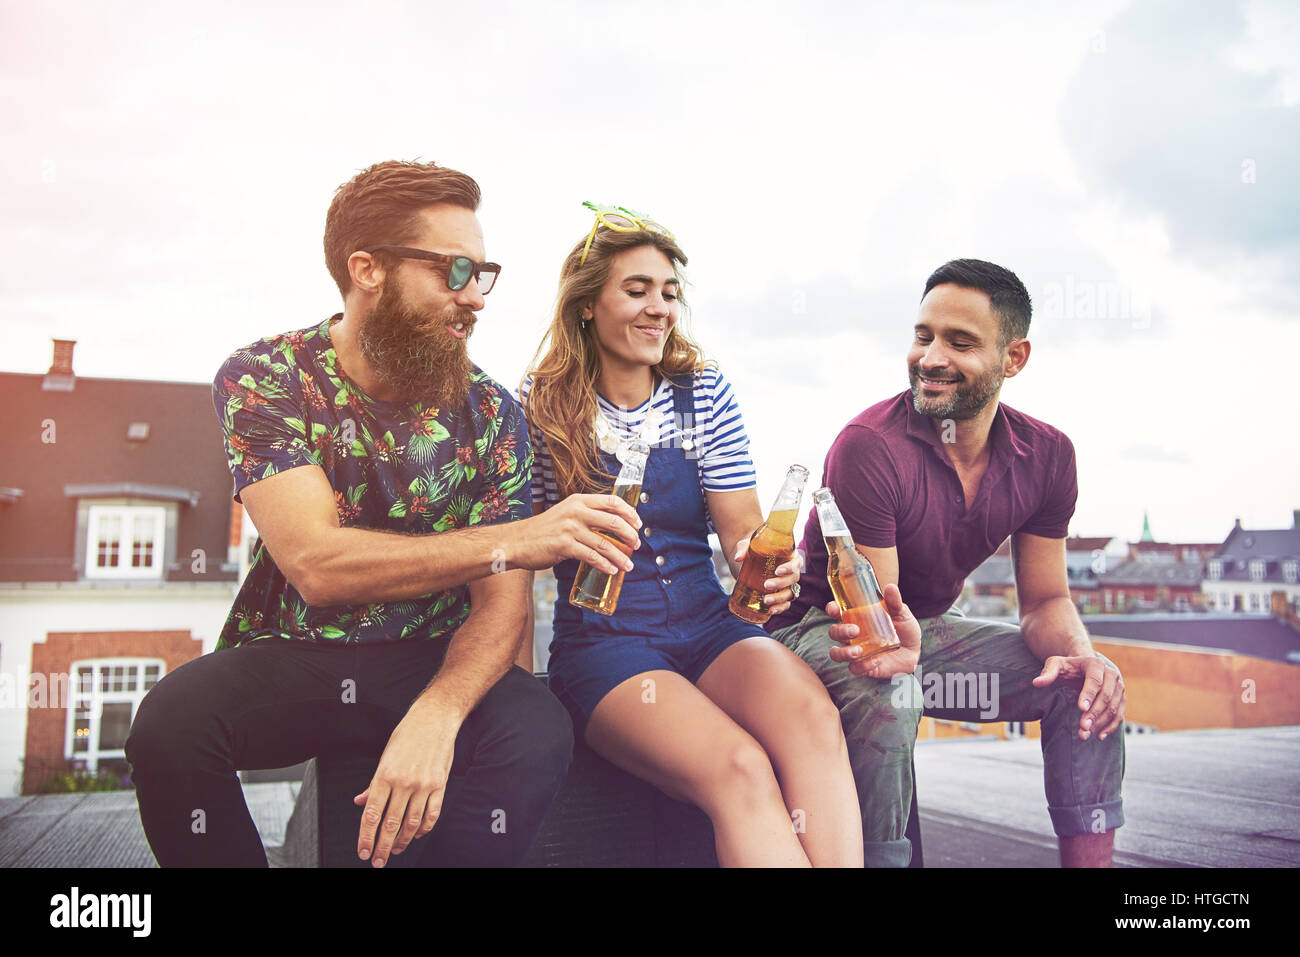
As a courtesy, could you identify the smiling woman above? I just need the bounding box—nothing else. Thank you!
[519,204,867,868]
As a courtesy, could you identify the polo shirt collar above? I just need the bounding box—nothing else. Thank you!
[901,391,1026,470]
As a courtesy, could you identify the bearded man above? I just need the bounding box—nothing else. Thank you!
[126,161,642,868]
[768,259,1127,868]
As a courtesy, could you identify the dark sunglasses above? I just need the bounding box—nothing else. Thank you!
[361,245,501,294]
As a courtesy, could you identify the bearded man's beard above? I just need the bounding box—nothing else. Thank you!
[908,361,1004,420]
[359,277,476,407]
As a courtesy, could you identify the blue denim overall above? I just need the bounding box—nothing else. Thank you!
[547,374,769,730]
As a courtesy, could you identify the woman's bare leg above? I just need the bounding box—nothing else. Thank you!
[697,637,864,867]
[584,669,810,867]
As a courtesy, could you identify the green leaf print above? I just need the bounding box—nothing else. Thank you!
[407,431,441,465]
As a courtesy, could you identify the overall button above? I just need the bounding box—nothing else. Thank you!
[655,556,665,567]
[662,578,671,585]
[643,527,652,537]
[639,492,649,503]
[681,440,694,451]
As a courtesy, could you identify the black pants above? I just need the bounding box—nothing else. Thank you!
[125,637,573,867]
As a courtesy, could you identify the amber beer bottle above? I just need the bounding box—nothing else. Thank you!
[569,439,650,616]
[813,487,901,658]
[729,465,810,624]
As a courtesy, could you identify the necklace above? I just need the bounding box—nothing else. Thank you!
[595,401,664,463]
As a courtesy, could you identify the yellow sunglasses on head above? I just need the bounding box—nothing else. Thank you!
[579,201,675,265]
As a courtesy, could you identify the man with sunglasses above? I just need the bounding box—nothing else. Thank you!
[126,160,643,868]
[768,259,1125,868]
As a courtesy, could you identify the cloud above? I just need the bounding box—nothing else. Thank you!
[1121,443,1192,464]
[1060,0,1300,281]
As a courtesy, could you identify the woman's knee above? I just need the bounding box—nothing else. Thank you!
[696,736,781,813]
[791,685,850,756]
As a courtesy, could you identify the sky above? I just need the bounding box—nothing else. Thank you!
[3,0,1297,545]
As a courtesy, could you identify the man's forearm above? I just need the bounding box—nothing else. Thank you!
[1019,595,1094,661]
[408,601,526,725]
[294,524,513,606]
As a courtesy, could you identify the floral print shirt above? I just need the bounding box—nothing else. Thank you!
[212,315,532,647]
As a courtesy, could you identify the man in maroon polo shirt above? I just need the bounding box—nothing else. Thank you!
[768,259,1125,868]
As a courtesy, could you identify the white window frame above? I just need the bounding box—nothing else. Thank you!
[1248,559,1266,582]
[1207,559,1222,580]
[84,505,166,579]
[1284,560,1298,585]
[1248,592,1260,611]
[64,658,165,773]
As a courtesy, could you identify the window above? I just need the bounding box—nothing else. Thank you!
[1248,593,1259,612]
[1208,559,1222,581]
[85,506,165,579]
[1175,595,1189,611]
[1284,560,1298,585]
[1249,559,1266,582]
[65,659,164,774]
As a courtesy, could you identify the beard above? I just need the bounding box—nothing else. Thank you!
[359,275,476,407]
[908,361,1003,420]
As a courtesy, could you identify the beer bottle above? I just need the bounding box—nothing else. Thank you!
[813,487,901,658]
[729,464,810,624]
[569,438,650,616]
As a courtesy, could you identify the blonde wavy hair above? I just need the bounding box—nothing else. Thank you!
[523,227,710,497]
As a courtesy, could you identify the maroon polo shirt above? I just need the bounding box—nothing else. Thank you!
[768,390,1078,626]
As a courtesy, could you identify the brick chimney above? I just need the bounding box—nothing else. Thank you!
[1293,508,1299,529]
[42,339,77,392]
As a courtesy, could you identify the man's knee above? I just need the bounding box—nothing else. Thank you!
[485,672,575,787]
[837,673,922,751]
[124,670,220,778]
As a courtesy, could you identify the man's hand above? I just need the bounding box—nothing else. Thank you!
[826,583,921,678]
[353,701,460,868]
[1032,655,1126,740]
[732,540,803,617]
[508,493,641,575]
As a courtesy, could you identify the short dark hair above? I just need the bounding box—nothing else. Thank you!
[922,259,1031,345]
[323,160,481,298]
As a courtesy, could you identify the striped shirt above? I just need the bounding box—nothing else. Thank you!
[519,367,756,512]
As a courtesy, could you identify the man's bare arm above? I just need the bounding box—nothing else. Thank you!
[239,465,640,606]
[1012,532,1093,659]
[1013,532,1126,740]
[353,567,531,867]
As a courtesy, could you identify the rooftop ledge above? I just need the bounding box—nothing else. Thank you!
[1,726,1295,868]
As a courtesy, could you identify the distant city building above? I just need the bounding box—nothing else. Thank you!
[1098,558,1207,612]
[964,535,1126,615]
[1203,514,1300,616]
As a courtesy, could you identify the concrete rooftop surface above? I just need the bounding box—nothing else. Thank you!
[1,726,1297,868]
